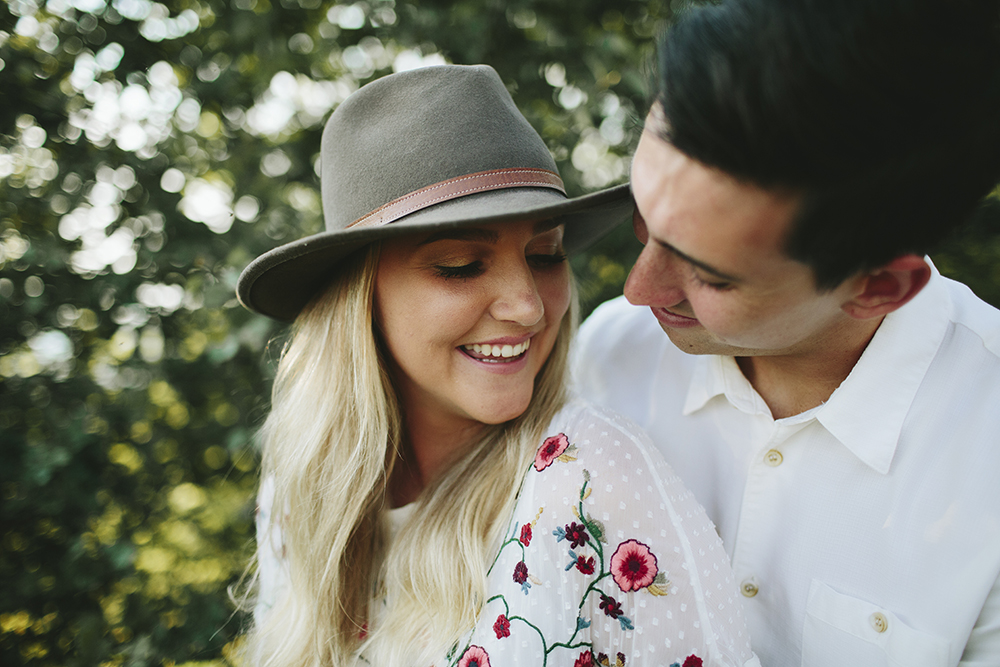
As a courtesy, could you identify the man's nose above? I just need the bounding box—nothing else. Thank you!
[623,243,686,308]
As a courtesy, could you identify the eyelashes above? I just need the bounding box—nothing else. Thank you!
[434,262,484,279]
[529,252,568,268]
[433,252,567,280]
[691,272,733,291]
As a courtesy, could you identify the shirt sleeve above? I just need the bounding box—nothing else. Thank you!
[959,568,1000,666]
[254,475,290,624]
[522,402,758,667]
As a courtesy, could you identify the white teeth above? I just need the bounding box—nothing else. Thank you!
[465,339,531,359]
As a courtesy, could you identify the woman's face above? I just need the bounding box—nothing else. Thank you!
[375,219,571,434]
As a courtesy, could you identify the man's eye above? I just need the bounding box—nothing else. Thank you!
[693,274,732,291]
[434,262,483,279]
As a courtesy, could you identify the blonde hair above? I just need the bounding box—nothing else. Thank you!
[244,242,575,667]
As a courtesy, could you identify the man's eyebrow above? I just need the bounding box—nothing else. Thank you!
[418,228,500,245]
[656,239,742,283]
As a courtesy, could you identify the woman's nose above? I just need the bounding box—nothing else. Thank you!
[489,260,545,326]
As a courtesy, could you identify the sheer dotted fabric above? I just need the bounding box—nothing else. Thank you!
[256,399,759,666]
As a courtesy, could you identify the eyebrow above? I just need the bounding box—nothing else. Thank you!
[417,219,563,246]
[418,228,500,245]
[655,238,743,283]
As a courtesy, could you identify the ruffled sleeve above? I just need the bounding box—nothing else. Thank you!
[254,475,290,623]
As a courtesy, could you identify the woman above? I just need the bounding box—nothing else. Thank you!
[238,65,758,667]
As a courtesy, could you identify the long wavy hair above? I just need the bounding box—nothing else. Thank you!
[243,241,575,666]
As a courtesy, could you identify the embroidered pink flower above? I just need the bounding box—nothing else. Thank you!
[513,561,528,584]
[519,523,532,546]
[610,539,658,592]
[458,645,491,667]
[493,614,510,639]
[574,650,594,667]
[682,656,703,667]
[534,433,569,471]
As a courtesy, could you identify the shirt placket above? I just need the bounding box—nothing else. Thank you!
[729,416,814,608]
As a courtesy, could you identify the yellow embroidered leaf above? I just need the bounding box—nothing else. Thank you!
[557,453,578,463]
[646,583,670,597]
[583,487,592,501]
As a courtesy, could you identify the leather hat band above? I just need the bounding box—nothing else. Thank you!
[347,167,566,230]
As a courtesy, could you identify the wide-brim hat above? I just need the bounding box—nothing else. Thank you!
[237,64,633,321]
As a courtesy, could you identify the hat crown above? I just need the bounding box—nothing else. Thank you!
[320,65,560,232]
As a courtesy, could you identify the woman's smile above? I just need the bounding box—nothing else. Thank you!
[375,220,570,429]
[461,337,531,361]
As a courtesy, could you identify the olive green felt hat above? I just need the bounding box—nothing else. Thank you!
[237,64,633,321]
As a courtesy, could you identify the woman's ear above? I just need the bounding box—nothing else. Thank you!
[841,255,932,320]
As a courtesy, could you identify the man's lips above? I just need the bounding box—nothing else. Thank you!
[650,307,701,329]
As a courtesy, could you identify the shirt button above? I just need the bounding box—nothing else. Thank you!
[740,579,759,597]
[764,449,783,466]
[870,612,888,633]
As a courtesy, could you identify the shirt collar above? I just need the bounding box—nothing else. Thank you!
[816,265,951,473]
[682,263,952,474]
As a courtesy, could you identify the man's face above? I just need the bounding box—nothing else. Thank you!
[626,114,863,359]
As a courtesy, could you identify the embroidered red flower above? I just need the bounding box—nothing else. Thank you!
[513,561,528,584]
[458,645,490,667]
[610,539,658,592]
[519,523,532,546]
[575,555,596,575]
[564,521,589,548]
[493,614,510,639]
[534,433,569,471]
[682,656,702,667]
[599,593,623,619]
[573,650,594,667]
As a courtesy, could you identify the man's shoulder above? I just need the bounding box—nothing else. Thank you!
[941,276,1000,359]
[576,296,671,358]
[573,296,696,421]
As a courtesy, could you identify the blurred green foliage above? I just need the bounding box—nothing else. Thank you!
[2,0,999,665]
[0,0,672,664]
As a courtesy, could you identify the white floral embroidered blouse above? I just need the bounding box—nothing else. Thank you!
[256,400,760,667]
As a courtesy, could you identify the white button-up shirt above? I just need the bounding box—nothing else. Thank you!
[573,268,1000,667]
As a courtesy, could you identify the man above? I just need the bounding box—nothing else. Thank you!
[574,0,1000,664]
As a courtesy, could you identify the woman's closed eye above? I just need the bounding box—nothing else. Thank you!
[434,261,484,279]
[528,251,567,269]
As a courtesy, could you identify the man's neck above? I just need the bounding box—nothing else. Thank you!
[735,316,885,420]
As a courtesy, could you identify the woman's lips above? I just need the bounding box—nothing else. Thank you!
[651,307,701,329]
[458,338,532,375]
[462,338,531,360]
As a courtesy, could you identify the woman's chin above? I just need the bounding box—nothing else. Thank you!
[469,394,533,425]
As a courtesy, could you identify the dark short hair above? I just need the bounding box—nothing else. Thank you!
[656,0,1000,288]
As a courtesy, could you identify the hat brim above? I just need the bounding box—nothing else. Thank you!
[237,182,633,321]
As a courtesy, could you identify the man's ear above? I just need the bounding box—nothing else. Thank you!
[841,255,932,320]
